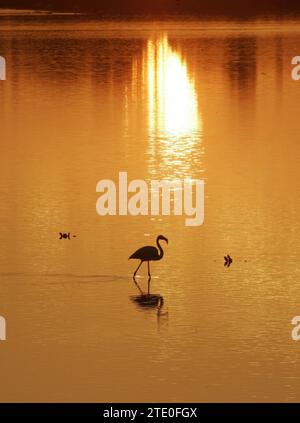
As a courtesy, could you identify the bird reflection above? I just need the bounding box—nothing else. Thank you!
[132,274,153,297]
[157,296,168,318]
[131,291,162,309]
[131,274,161,309]
[132,275,145,295]
[131,276,168,319]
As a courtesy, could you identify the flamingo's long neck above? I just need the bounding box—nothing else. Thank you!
[156,238,164,260]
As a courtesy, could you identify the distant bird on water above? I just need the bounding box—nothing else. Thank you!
[59,232,71,240]
[129,235,168,278]
[224,254,233,267]
[59,232,77,240]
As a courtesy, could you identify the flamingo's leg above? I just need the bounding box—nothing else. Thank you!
[133,276,144,295]
[147,262,151,295]
[147,276,152,295]
[133,260,143,277]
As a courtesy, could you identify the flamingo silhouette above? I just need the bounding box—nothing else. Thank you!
[129,235,168,279]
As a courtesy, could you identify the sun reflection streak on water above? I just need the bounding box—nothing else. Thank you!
[145,35,203,178]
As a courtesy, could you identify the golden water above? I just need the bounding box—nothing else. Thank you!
[1,16,300,402]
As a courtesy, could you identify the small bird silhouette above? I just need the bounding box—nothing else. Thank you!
[59,233,76,240]
[224,254,233,267]
[59,233,70,240]
[129,235,168,278]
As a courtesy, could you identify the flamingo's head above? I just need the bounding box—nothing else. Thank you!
[157,235,168,244]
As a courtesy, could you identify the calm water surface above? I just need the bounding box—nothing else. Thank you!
[1,15,300,402]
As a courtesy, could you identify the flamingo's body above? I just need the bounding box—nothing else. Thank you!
[129,235,168,278]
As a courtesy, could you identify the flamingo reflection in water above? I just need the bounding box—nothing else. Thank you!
[157,296,168,318]
[131,293,168,319]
